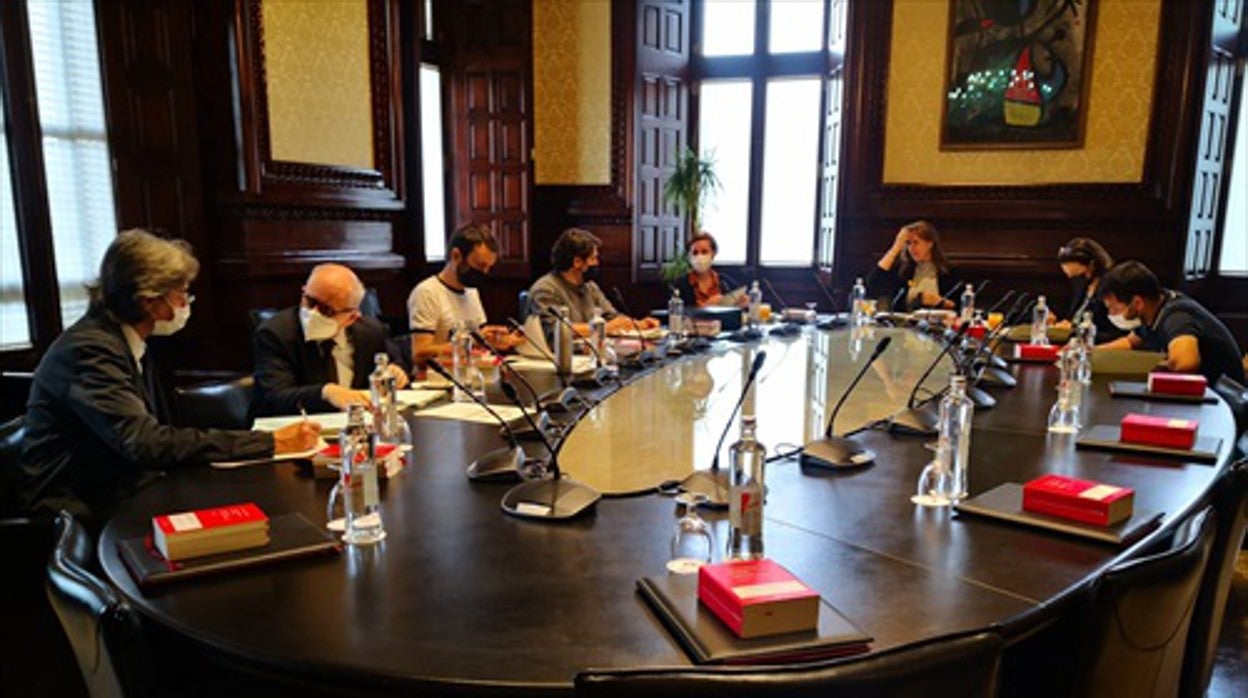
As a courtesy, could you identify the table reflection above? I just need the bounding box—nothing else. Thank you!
[559,327,956,494]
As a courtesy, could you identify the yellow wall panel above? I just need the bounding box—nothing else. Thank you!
[263,0,374,169]
[884,0,1161,185]
[533,0,612,185]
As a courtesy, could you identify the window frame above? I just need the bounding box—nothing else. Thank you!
[689,0,838,272]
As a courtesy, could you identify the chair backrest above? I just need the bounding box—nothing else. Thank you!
[1073,507,1216,698]
[1180,459,1248,698]
[1213,376,1247,446]
[518,289,532,321]
[1,415,26,516]
[1,370,34,422]
[173,375,254,430]
[248,307,278,331]
[46,511,150,698]
[574,631,1004,698]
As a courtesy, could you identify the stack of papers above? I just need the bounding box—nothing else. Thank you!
[504,355,597,374]
[415,401,526,425]
[253,412,350,433]
[396,389,446,409]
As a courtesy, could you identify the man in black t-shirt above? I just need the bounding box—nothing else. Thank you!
[1098,261,1245,385]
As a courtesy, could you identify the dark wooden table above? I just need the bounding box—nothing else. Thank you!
[98,328,1238,696]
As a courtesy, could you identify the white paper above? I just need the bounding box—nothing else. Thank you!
[252,412,350,433]
[211,438,328,469]
[415,401,526,425]
[396,389,446,409]
[504,355,597,374]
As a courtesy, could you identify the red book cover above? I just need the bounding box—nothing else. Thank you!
[153,502,267,536]
[314,443,399,460]
[1147,372,1207,396]
[697,559,820,639]
[1013,344,1061,361]
[1022,474,1135,527]
[1120,413,1198,450]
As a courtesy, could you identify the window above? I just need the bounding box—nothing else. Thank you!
[1,0,117,355]
[419,64,447,260]
[694,0,847,268]
[1218,63,1247,275]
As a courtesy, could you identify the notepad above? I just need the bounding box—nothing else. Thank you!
[395,389,446,409]
[504,355,598,374]
[252,412,350,434]
[415,401,526,425]
[1090,350,1167,377]
[211,439,328,469]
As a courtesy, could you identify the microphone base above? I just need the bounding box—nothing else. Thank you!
[768,324,803,338]
[988,354,1009,370]
[501,477,601,520]
[679,469,730,509]
[967,385,996,409]
[728,328,765,343]
[888,404,940,436]
[466,445,526,482]
[800,437,876,469]
[976,366,1017,388]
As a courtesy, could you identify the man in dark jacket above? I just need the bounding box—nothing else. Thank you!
[252,263,409,417]
[20,230,318,526]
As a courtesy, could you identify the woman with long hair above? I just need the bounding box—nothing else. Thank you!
[866,220,955,311]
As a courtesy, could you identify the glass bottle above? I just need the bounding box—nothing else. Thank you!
[850,277,866,325]
[747,281,763,328]
[939,374,974,501]
[1075,310,1096,385]
[369,352,412,470]
[668,289,685,341]
[339,403,385,545]
[727,414,767,560]
[588,307,607,369]
[450,322,475,402]
[1048,347,1082,433]
[959,283,975,324]
[1030,295,1050,346]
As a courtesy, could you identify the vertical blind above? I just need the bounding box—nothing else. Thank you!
[0,89,29,349]
[27,0,117,327]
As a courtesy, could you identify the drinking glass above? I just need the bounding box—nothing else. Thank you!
[668,492,715,574]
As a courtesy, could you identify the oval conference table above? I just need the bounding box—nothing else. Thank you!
[98,326,1238,696]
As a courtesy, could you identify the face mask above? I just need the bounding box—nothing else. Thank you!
[581,265,600,284]
[1108,311,1142,331]
[690,253,713,274]
[457,264,487,289]
[300,305,340,342]
[151,301,191,336]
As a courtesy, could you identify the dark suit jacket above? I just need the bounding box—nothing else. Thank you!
[252,307,407,417]
[19,306,273,525]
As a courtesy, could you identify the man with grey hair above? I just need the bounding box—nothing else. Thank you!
[20,229,319,526]
[253,263,409,416]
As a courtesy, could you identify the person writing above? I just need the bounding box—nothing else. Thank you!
[1097,261,1245,385]
[867,220,955,311]
[407,223,521,364]
[253,264,409,417]
[670,232,747,308]
[19,230,319,526]
[528,227,659,336]
[1055,237,1124,342]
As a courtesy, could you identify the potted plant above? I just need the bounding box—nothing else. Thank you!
[661,147,720,285]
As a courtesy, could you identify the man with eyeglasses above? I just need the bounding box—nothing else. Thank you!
[19,230,320,528]
[253,263,410,417]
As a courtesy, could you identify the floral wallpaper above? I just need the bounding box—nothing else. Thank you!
[883,0,1161,185]
[533,0,612,185]
[262,0,374,169]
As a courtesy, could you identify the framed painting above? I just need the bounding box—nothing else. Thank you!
[941,0,1098,150]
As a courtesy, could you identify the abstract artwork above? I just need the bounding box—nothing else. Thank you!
[941,0,1097,150]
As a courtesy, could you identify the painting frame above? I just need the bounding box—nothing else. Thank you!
[940,0,1099,151]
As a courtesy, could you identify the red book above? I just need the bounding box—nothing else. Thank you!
[1120,413,1198,450]
[1147,372,1207,397]
[698,559,820,639]
[153,503,270,561]
[1013,344,1061,362]
[312,442,404,479]
[1022,474,1135,527]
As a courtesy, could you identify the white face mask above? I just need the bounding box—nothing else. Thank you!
[1108,312,1142,331]
[690,253,713,274]
[151,299,191,336]
[300,305,341,342]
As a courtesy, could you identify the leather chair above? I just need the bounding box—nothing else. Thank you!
[248,307,278,331]
[1213,376,1247,456]
[46,511,152,698]
[574,630,1004,697]
[519,289,532,321]
[1,415,25,516]
[1180,459,1248,698]
[173,375,254,430]
[1071,507,1216,698]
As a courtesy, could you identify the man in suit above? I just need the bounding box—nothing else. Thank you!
[253,263,410,417]
[20,230,319,527]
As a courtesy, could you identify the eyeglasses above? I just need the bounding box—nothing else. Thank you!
[303,293,356,318]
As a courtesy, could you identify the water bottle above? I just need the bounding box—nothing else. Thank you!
[1031,295,1050,346]
[1048,349,1082,434]
[747,281,763,328]
[727,414,767,560]
[1075,311,1095,385]
[960,283,975,324]
[450,323,475,402]
[850,277,866,326]
[339,403,384,545]
[939,375,974,501]
[588,307,608,369]
[668,289,685,340]
[551,305,573,376]
[369,352,411,469]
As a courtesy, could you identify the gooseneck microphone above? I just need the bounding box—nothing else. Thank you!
[538,306,617,387]
[610,286,661,361]
[810,270,840,313]
[499,381,559,471]
[800,336,893,469]
[506,317,585,414]
[426,359,526,482]
[680,350,768,508]
[887,323,970,436]
[470,329,562,441]
[762,278,802,337]
[497,387,602,521]
[890,285,908,313]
